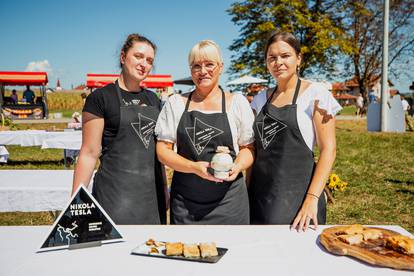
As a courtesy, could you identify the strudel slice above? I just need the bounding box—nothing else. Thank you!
[338,234,364,245]
[183,244,200,258]
[386,235,414,255]
[361,229,383,241]
[339,224,364,235]
[199,242,218,258]
[165,242,183,256]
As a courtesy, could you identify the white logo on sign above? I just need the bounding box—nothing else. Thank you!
[57,221,79,245]
[185,117,224,155]
[131,113,156,149]
[256,114,287,149]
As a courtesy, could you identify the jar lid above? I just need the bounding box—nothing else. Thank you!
[216,146,230,154]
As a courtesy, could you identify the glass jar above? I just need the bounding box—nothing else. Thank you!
[210,146,233,179]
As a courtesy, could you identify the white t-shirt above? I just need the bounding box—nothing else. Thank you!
[356,96,364,108]
[251,82,342,151]
[402,99,410,111]
[155,93,255,154]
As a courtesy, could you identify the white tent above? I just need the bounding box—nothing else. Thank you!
[226,75,268,85]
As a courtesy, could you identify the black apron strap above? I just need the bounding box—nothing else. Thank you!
[114,80,125,107]
[266,78,302,106]
[184,91,193,111]
[266,86,278,104]
[115,79,152,106]
[220,87,226,114]
[185,89,226,113]
[292,78,302,105]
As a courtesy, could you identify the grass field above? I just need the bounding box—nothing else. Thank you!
[0,120,413,233]
[338,105,356,116]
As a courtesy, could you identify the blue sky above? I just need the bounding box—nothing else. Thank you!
[0,0,412,92]
[0,0,239,90]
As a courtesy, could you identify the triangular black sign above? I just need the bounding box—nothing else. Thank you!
[256,114,287,149]
[131,113,156,149]
[185,117,224,155]
[38,185,123,252]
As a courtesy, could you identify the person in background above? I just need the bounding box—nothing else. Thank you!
[401,95,413,131]
[80,92,87,106]
[72,33,166,225]
[249,31,341,231]
[159,88,170,108]
[368,91,377,103]
[23,85,35,104]
[156,40,255,224]
[10,89,18,104]
[246,92,255,104]
[356,93,364,117]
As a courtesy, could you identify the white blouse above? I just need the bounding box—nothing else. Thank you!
[250,81,342,151]
[155,93,255,153]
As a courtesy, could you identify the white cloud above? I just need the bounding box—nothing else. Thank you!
[25,60,52,73]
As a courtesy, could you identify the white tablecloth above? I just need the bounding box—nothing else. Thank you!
[0,130,82,150]
[41,131,82,150]
[0,170,92,212]
[0,225,412,276]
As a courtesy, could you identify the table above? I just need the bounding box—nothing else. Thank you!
[0,130,82,150]
[0,130,82,166]
[0,225,412,276]
[0,170,93,212]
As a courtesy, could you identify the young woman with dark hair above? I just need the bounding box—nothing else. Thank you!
[72,34,166,225]
[249,32,342,231]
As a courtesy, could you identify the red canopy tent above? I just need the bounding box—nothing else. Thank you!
[0,71,48,86]
[0,71,49,119]
[86,73,174,90]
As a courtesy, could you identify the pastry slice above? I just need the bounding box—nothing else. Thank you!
[165,242,183,256]
[338,234,364,245]
[340,224,364,235]
[183,244,200,258]
[154,241,165,247]
[199,242,218,258]
[386,235,414,255]
[146,238,155,246]
[361,229,383,241]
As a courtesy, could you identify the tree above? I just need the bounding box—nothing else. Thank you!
[227,0,351,79]
[340,0,414,101]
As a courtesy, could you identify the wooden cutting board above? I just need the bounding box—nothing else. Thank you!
[320,226,414,271]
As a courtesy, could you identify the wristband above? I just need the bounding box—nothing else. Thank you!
[307,192,319,199]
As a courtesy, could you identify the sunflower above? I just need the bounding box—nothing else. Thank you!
[339,181,348,192]
[329,173,340,184]
[328,181,336,189]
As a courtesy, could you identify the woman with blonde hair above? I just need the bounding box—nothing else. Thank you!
[156,40,255,224]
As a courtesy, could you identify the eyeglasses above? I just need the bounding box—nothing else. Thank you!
[190,62,217,73]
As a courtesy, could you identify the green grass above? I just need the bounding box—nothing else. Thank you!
[0,145,67,169]
[0,120,413,233]
[338,105,357,116]
[327,120,414,233]
[0,212,56,225]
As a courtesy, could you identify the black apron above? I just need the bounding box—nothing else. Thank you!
[92,81,166,225]
[170,89,249,225]
[249,79,326,224]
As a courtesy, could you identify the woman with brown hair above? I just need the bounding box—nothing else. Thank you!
[249,32,341,231]
[72,34,166,224]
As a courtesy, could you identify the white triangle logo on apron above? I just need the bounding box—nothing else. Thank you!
[131,113,156,149]
[185,117,224,155]
[256,114,287,149]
